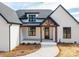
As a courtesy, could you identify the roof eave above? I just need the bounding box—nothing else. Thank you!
[0,13,22,25]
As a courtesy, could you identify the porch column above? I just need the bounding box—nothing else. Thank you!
[40,27,42,42]
[55,26,57,42]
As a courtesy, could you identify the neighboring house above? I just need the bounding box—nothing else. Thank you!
[0,2,79,51]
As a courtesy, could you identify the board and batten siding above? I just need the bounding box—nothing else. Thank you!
[50,6,79,43]
[10,24,20,50]
[21,27,41,40]
[0,15,10,51]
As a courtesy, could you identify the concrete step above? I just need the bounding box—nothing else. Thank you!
[41,42,57,46]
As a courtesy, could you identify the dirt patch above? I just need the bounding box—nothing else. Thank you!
[57,43,79,57]
[0,44,41,57]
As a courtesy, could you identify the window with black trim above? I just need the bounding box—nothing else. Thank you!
[29,15,36,22]
[28,27,36,36]
[63,27,71,39]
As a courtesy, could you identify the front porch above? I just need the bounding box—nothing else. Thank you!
[19,17,59,44]
[20,26,58,43]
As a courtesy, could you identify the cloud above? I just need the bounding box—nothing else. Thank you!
[3,2,43,10]
[3,2,59,10]
[68,8,79,13]
[22,2,59,10]
[60,0,79,9]
[3,2,79,10]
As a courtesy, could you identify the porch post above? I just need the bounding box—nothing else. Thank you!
[55,26,57,42]
[40,27,42,42]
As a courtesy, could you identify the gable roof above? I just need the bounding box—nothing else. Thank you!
[48,4,79,24]
[0,3,22,24]
[16,9,52,19]
[40,17,59,26]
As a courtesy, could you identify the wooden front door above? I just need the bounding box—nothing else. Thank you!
[44,27,49,39]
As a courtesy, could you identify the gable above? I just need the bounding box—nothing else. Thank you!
[42,19,54,26]
[50,5,79,27]
[50,5,79,24]
[41,17,59,26]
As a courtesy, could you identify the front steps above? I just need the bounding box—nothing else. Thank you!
[41,42,57,46]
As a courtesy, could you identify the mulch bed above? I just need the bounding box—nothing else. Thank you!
[57,43,79,57]
[0,44,41,57]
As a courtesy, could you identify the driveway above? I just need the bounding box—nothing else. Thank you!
[23,42,59,57]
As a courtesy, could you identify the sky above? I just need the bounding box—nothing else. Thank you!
[2,0,79,21]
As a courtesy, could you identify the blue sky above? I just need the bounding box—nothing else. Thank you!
[3,1,79,21]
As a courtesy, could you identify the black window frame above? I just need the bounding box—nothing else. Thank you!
[28,27,36,36]
[63,27,71,39]
[28,14,36,22]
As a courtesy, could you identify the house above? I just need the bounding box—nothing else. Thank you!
[0,2,79,51]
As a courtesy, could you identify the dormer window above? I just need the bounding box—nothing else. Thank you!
[29,14,36,22]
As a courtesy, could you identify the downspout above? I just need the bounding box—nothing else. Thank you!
[9,24,12,51]
[19,25,21,44]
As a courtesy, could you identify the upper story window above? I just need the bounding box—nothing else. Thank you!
[29,14,36,22]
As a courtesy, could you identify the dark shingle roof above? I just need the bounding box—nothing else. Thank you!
[16,9,52,18]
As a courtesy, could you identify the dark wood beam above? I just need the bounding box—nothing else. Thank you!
[55,26,57,42]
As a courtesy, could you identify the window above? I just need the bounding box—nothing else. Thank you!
[29,15,36,22]
[63,27,71,39]
[28,27,36,36]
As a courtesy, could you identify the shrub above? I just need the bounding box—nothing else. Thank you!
[21,43,26,45]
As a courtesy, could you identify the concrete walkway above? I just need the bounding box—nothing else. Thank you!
[24,42,59,57]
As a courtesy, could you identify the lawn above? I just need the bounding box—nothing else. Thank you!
[0,44,41,57]
[57,43,79,57]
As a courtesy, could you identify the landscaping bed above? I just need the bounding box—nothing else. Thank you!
[0,44,41,57]
[57,43,79,57]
